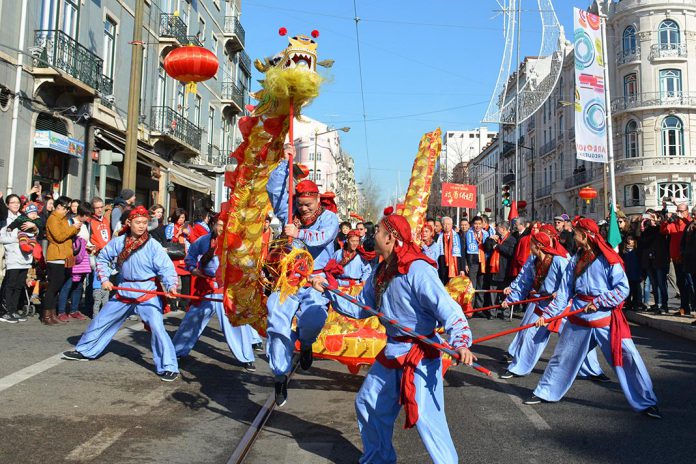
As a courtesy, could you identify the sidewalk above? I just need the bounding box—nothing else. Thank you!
[625,310,696,342]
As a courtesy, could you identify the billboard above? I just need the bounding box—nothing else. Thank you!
[441,183,476,209]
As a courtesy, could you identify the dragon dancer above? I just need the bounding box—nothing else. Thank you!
[525,219,661,419]
[324,229,373,290]
[266,157,339,406]
[311,209,474,464]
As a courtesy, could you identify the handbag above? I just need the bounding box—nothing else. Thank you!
[64,255,76,268]
[165,241,186,260]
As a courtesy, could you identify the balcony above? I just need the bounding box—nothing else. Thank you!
[617,47,640,65]
[569,127,575,140]
[611,91,696,113]
[33,30,111,94]
[536,185,552,198]
[159,13,199,46]
[616,155,696,174]
[649,43,687,60]
[221,81,245,113]
[503,173,515,184]
[207,144,226,165]
[564,170,589,189]
[239,51,251,76]
[624,197,645,208]
[223,16,245,52]
[539,138,556,157]
[150,106,203,151]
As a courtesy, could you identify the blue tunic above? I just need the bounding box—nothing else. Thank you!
[330,248,372,287]
[421,241,440,267]
[326,260,471,464]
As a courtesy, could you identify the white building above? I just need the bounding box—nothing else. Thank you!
[441,128,497,180]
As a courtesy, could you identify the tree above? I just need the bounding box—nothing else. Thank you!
[356,173,383,223]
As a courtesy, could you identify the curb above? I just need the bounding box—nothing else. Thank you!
[625,311,696,343]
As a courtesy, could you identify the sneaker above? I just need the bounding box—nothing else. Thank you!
[299,344,314,371]
[243,362,257,372]
[642,406,662,419]
[499,370,519,380]
[274,376,288,407]
[11,312,27,322]
[159,371,179,382]
[523,395,545,405]
[69,311,88,320]
[62,351,89,361]
[57,313,70,323]
[589,373,611,383]
[500,353,514,364]
[252,342,264,352]
[0,313,19,324]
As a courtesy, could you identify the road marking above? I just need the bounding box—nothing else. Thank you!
[65,427,128,461]
[491,377,551,430]
[0,323,140,394]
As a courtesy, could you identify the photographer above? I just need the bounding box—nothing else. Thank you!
[639,211,669,314]
[681,209,696,321]
[660,201,693,315]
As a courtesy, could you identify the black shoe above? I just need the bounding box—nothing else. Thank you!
[243,362,256,372]
[252,342,264,353]
[11,312,27,322]
[500,353,514,364]
[275,376,288,407]
[523,395,545,405]
[589,373,611,383]
[0,313,19,324]
[691,320,696,326]
[499,370,520,379]
[62,351,89,361]
[643,406,662,419]
[299,344,314,371]
[159,371,179,382]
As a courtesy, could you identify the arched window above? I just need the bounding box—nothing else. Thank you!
[625,120,639,158]
[659,69,681,98]
[316,169,322,183]
[623,26,637,53]
[623,73,637,97]
[658,182,691,203]
[658,20,680,47]
[309,169,314,181]
[624,184,645,207]
[661,116,684,156]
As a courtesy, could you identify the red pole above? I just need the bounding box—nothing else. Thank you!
[287,99,295,227]
[468,295,552,314]
[472,307,586,345]
[111,286,224,303]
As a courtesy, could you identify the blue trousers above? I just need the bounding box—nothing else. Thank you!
[58,274,87,315]
[507,303,602,377]
[172,297,255,363]
[356,358,457,464]
[266,286,329,377]
[534,322,658,411]
[75,297,178,375]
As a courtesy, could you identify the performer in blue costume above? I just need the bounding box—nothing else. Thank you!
[311,208,475,464]
[420,223,440,266]
[525,219,661,419]
[171,216,257,371]
[500,230,604,380]
[62,206,180,381]
[267,159,339,406]
[325,229,372,288]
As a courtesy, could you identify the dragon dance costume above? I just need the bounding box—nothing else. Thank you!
[323,212,470,464]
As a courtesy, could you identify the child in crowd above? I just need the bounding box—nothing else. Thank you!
[6,203,42,256]
[621,235,644,311]
[91,268,109,317]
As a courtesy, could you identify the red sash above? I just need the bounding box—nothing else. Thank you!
[443,233,458,278]
[570,294,631,367]
[475,232,486,273]
[488,233,510,274]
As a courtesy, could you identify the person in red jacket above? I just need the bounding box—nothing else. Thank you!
[661,202,693,315]
[511,219,539,278]
[188,208,212,244]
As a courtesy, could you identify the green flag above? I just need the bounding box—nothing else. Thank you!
[607,203,622,249]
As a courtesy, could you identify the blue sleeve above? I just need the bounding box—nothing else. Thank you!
[267,160,290,223]
[506,256,535,303]
[184,236,205,271]
[453,233,461,257]
[153,241,178,290]
[111,208,122,232]
[96,237,120,284]
[411,261,472,349]
[298,213,339,248]
[593,261,630,309]
[539,256,569,317]
[325,274,376,319]
[164,223,174,241]
[360,259,372,282]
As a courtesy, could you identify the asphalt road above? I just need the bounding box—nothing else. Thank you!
[0,312,694,463]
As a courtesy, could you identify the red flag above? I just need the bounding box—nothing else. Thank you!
[508,201,519,221]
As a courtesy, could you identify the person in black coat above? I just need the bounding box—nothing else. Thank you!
[639,214,670,313]
[680,216,696,320]
[483,221,517,318]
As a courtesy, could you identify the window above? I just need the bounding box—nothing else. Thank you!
[625,120,639,158]
[658,20,680,47]
[658,182,690,203]
[309,152,314,161]
[177,82,186,115]
[198,16,206,45]
[102,18,117,80]
[208,106,215,146]
[60,0,80,39]
[212,35,218,56]
[309,169,314,181]
[317,152,322,161]
[316,169,322,183]
[623,26,637,53]
[661,116,684,156]
[624,184,645,207]
[559,114,564,135]
[659,69,681,97]
[193,95,201,126]
[157,63,167,107]
[623,73,637,97]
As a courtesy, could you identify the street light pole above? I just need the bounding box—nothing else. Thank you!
[123,0,145,190]
[312,126,350,186]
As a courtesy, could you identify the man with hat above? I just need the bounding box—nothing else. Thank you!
[62,206,181,381]
[266,158,339,406]
[525,218,661,419]
[554,213,576,255]
[310,207,474,464]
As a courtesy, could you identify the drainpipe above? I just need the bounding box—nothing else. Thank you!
[7,0,29,193]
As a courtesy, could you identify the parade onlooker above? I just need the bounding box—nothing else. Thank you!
[421,223,439,266]
[681,212,696,322]
[554,214,576,255]
[165,208,191,310]
[434,219,443,236]
[355,222,366,242]
[88,197,111,253]
[484,221,517,317]
[511,218,536,277]
[465,216,490,315]
[639,212,669,314]
[110,188,135,235]
[188,208,212,244]
[621,235,643,311]
[335,221,351,249]
[436,216,463,284]
[661,202,693,315]
[56,204,91,321]
[0,204,33,323]
[43,196,81,325]
[148,204,166,244]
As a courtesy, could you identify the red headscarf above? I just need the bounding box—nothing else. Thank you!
[296,180,319,198]
[538,223,559,240]
[346,229,361,239]
[574,218,623,266]
[128,205,149,220]
[531,231,566,257]
[320,192,338,213]
[380,207,436,274]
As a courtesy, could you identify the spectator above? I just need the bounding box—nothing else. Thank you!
[639,212,669,314]
[681,211,696,321]
[110,188,135,235]
[484,221,517,317]
[421,224,439,266]
[148,204,166,244]
[88,197,111,254]
[458,219,470,242]
[165,208,191,310]
[5,203,42,256]
[44,196,82,325]
[465,216,490,315]
[511,218,537,277]
[355,222,366,241]
[481,214,495,235]
[69,199,81,217]
[661,202,693,316]
[57,204,91,321]
[554,214,576,255]
[189,208,212,244]
[335,221,352,249]
[436,216,463,284]
[0,205,33,323]
[621,235,643,311]
[261,216,273,262]
[434,219,443,236]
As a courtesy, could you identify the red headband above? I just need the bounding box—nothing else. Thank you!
[532,231,566,257]
[128,205,149,220]
[347,229,361,239]
[296,180,319,198]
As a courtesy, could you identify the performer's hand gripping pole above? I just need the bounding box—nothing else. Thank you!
[321,283,493,376]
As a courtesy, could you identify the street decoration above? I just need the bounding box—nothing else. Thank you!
[163,45,219,93]
[579,186,598,204]
[445,276,476,317]
[441,183,477,209]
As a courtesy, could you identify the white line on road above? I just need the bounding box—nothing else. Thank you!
[491,377,551,431]
[65,427,128,461]
[0,323,140,394]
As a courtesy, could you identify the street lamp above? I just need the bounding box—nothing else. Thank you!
[314,126,350,185]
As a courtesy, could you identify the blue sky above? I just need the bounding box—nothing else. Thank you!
[242,0,591,200]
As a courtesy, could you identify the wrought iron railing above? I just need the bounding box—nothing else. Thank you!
[650,42,687,60]
[616,155,696,173]
[239,51,251,75]
[564,170,589,189]
[617,46,640,65]
[536,185,552,198]
[159,13,188,44]
[151,106,202,149]
[222,81,245,110]
[186,35,203,47]
[33,30,111,92]
[539,138,556,156]
[502,173,515,185]
[624,197,645,207]
[611,91,696,112]
[207,143,224,165]
[224,16,246,46]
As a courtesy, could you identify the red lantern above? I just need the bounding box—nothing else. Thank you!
[517,200,527,209]
[578,186,598,204]
[163,46,219,92]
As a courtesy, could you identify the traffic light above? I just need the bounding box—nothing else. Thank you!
[502,184,511,207]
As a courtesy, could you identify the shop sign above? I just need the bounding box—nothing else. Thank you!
[33,130,85,158]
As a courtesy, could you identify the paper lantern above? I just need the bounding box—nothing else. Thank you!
[578,186,598,204]
[517,200,527,209]
[163,45,219,93]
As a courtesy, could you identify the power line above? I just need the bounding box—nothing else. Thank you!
[353,0,371,171]
[323,100,489,124]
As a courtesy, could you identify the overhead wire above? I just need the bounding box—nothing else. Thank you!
[352,0,371,171]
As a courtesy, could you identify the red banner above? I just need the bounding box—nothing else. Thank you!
[441,183,476,209]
